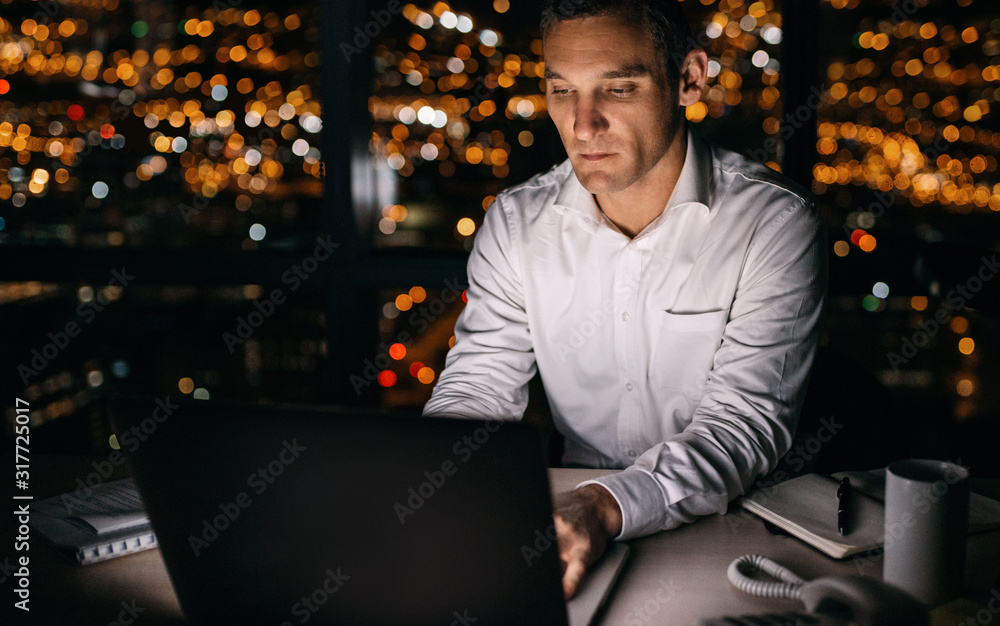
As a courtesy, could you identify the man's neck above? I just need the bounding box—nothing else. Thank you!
[594,130,688,239]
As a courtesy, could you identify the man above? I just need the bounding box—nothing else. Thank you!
[423,0,826,599]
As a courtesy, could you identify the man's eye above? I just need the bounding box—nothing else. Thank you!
[610,87,634,96]
[550,87,571,95]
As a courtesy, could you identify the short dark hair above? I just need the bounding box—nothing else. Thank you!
[540,0,694,86]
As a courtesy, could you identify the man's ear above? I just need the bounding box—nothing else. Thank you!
[677,49,709,107]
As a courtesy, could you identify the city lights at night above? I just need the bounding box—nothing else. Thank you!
[1,0,998,469]
[0,1,322,250]
[4,2,1000,622]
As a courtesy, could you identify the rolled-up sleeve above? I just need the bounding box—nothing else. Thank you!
[582,199,827,540]
[422,195,537,421]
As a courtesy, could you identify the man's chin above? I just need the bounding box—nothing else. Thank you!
[570,156,630,192]
[573,169,625,195]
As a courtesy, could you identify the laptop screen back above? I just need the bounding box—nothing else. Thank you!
[110,398,568,625]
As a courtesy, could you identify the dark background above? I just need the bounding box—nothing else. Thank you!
[1,0,998,476]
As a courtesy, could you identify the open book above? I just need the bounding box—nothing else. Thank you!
[30,477,157,565]
[738,471,1000,559]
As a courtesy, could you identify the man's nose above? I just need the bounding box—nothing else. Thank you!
[573,97,608,141]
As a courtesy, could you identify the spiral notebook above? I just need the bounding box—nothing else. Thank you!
[30,478,157,565]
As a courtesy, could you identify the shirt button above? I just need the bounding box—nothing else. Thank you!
[621,312,629,321]
[625,382,633,391]
[628,449,637,457]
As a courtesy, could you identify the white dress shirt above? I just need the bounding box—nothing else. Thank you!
[423,130,827,540]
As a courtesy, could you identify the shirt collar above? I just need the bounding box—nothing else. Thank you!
[666,129,713,214]
[552,162,606,233]
[552,129,713,234]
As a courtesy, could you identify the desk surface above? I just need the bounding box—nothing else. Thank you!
[12,457,1000,625]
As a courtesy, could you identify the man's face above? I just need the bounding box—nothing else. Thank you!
[543,15,682,195]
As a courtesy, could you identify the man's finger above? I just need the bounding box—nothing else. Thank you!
[562,556,587,599]
[553,513,572,538]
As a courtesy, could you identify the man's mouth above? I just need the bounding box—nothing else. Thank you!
[579,153,614,162]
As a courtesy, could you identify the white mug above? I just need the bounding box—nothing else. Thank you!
[883,459,969,607]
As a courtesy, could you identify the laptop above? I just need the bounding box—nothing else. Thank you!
[109,397,628,625]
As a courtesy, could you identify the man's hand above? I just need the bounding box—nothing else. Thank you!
[552,484,623,599]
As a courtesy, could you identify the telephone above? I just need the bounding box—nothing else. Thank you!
[696,554,930,626]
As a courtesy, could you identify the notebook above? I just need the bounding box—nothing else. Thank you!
[738,471,1000,559]
[109,397,628,625]
[738,473,884,559]
[30,477,157,564]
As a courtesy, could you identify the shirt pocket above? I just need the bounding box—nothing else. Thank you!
[653,309,729,396]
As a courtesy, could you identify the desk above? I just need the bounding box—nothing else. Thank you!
[551,470,1000,624]
[14,457,1000,625]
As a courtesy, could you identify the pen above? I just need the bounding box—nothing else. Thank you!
[837,477,851,536]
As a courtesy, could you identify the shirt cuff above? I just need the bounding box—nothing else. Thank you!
[577,468,667,541]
